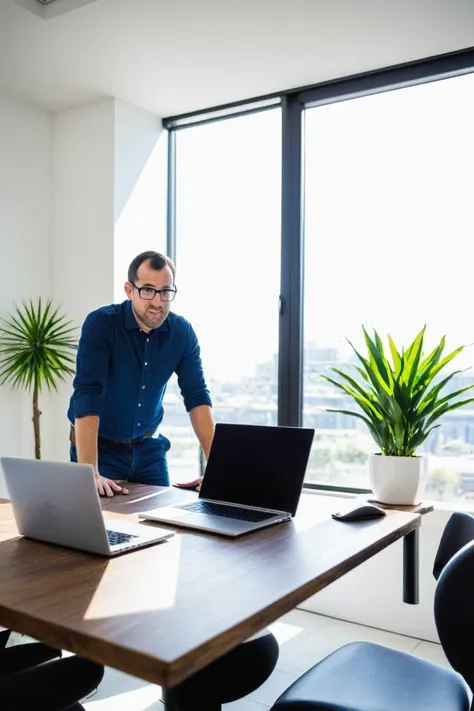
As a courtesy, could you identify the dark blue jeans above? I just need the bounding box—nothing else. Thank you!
[70,434,170,487]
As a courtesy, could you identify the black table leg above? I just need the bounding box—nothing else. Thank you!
[162,687,180,711]
[403,528,419,604]
[162,686,221,711]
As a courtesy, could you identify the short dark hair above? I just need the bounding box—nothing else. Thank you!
[127,251,176,284]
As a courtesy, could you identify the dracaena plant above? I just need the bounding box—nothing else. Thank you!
[321,327,474,457]
[0,299,77,460]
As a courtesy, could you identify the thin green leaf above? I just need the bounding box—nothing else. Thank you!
[328,368,375,402]
[425,346,465,384]
[414,369,465,416]
[353,365,370,382]
[407,424,441,452]
[426,398,474,428]
[387,334,402,377]
[347,339,392,399]
[325,408,378,431]
[403,327,425,393]
[322,375,385,421]
[417,337,445,379]
[362,327,394,392]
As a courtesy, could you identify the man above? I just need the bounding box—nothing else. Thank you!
[68,251,213,496]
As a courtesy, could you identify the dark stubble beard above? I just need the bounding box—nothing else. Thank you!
[134,304,166,330]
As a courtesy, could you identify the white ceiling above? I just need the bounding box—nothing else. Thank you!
[1,0,474,118]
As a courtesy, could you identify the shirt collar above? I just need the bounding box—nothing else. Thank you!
[123,300,170,332]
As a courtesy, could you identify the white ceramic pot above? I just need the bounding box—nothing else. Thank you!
[368,454,428,505]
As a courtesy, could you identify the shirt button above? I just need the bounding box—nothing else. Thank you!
[142,385,145,389]
[144,362,148,366]
[146,338,150,342]
[138,403,142,407]
[138,423,141,427]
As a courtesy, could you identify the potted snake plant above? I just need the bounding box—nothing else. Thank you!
[321,326,474,504]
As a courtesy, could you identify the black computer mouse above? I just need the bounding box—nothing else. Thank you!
[331,502,387,522]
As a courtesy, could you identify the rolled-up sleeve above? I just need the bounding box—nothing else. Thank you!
[176,323,212,412]
[72,311,111,420]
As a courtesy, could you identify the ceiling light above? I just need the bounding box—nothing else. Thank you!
[14,0,97,19]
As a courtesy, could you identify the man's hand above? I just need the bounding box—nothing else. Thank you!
[174,477,203,491]
[95,474,129,497]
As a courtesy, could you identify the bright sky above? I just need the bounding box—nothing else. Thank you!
[304,72,474,369]
[119,70,474,382]
[175,111,281,381]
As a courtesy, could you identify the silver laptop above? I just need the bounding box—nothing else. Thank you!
[0,457,174,556]
[140,423,315,537]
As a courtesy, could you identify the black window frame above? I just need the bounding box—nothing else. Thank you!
[164,46,474,492]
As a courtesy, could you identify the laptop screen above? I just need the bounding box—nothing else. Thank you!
[199,423,315,516]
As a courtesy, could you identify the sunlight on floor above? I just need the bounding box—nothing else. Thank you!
[85,683,162,711]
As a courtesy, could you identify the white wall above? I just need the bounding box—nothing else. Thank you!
[114,99,166,301]
[52,100,116,322]
[49,100,116,461]
[48,99,164,461]
[0,93,53,491]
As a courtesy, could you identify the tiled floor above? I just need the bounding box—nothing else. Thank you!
[75,610,450,711]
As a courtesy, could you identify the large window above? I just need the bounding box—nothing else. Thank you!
[162,51,474,502]
[303,72,474,501]
[162,109,281,481]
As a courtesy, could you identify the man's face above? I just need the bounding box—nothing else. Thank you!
[124,260,175,331]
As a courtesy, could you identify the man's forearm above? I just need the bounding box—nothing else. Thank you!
[189,405,215,460]
[75,416,100,472]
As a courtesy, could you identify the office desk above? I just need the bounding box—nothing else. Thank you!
[0,486,420,688]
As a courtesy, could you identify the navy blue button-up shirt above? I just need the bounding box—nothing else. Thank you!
[67,301,212,442]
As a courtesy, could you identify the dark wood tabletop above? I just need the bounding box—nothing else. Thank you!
[0,485,421,687]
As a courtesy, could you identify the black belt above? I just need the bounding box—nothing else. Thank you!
[70,425,153,450]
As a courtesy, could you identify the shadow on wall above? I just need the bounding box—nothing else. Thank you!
[114,100,167,303]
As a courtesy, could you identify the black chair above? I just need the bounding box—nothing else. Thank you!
[162,629,279,711]
[0,624,277,711]
[0,642,104,711]
[0,641,61,678]
[0,629,11,649]
[433,511,474,580]
[269,513,474,711]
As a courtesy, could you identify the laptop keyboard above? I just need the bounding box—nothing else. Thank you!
[107,530,138,546]
[176,501,277,522]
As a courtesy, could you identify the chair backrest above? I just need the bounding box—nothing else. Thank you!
[434,540,474,693]
[433,512,474,580]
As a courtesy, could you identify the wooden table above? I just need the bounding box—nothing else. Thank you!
[0,485,421,688]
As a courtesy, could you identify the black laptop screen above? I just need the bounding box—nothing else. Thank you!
[199,423,314,517]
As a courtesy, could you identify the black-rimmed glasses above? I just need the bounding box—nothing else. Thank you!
[131,283,177,302]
